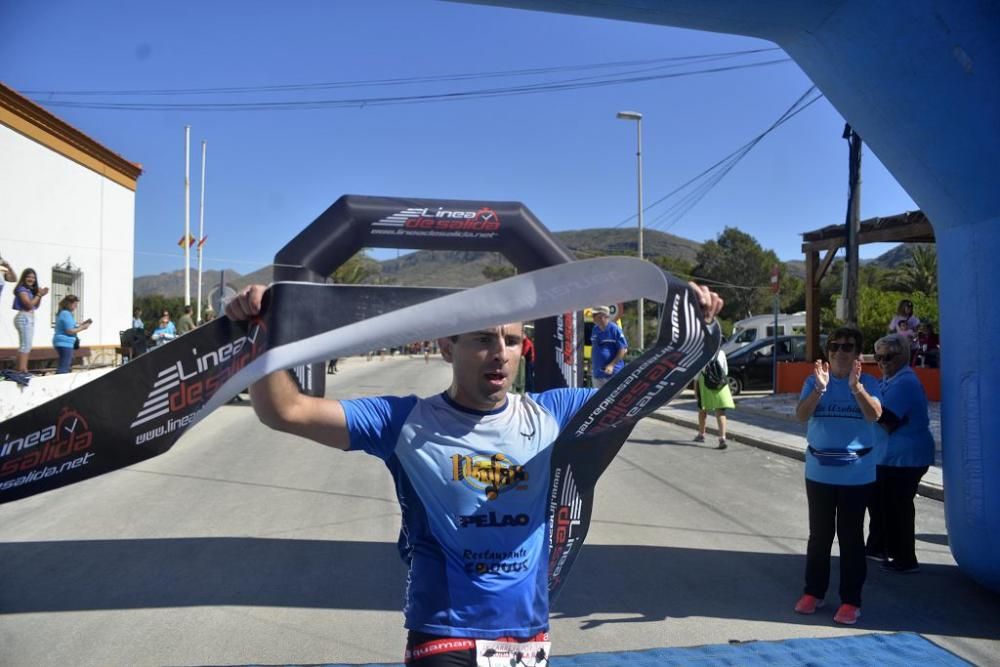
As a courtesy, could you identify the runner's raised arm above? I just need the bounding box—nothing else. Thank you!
[225,284,351,450]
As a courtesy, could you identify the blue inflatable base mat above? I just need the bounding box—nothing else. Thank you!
[229,631,970,666]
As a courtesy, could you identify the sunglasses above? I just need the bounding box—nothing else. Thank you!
[874,352,900,363]
[827,342,856,353]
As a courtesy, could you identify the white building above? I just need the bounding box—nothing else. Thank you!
[0,83,142,365]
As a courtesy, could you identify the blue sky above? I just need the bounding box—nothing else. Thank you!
[2,0,916,279]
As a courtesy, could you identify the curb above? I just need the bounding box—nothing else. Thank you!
[732,404,799,423]
[648,410,944,502]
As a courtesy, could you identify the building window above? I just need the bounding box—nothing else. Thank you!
[51,260,84,325]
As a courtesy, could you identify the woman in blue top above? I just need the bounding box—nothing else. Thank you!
[151,311,177,346]
[865,333,935,573]
[11,268,50,374]
[794,326,883,625]
[52,294,91,374]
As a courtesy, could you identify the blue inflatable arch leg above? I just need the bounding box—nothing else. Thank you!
[458,0,1000,592]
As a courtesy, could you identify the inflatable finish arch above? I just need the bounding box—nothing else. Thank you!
[457,0,1000,591]
[274,194,583,396]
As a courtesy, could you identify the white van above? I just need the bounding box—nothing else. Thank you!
[722,312,806,354]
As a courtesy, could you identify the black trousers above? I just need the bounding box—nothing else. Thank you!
[804,479,873,607]
[866,464,929,567]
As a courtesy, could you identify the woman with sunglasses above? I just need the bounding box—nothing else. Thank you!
[865,333,934,574]
[151,311,177,347]
[793,327,883,625]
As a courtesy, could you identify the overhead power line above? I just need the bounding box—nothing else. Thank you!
[34,57,791,112]
[612,85,823,233]
[23,47,781,97]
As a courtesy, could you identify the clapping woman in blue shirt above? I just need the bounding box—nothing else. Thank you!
[793,326,883,625]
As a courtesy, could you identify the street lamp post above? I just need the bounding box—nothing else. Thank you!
[617,110,644,349]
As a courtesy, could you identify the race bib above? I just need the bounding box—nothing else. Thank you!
[475,639,551,666]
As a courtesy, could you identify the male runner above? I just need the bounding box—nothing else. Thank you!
[225,282,722,666]
[590,305,628,389]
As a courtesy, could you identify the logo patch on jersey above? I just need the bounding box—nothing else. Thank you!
[459,511,530,528]
[451,453,528,500]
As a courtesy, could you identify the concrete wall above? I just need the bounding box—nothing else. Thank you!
[0,123,135,350]
[0,367,113,421]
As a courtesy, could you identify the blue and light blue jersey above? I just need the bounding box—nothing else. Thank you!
[800,374,884,485]
[342,388,594,638]
[591,321,628,378]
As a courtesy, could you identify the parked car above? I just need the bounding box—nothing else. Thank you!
[721,312,806,354]
[725,334,825,395]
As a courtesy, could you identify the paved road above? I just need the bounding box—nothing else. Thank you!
[1,357,998,666]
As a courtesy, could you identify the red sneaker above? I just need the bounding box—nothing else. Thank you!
[834,603,862,625]
[794,594,824,614]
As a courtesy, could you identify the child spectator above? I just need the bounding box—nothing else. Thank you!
[888,299,919,343]
[913,322,940,368]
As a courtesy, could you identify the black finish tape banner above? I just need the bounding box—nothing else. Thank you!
[547,280,720,600]
[0,257,718,596]
[0,284,459,505]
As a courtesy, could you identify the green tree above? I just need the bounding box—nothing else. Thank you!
[778,272,806,313]
[330,251,381,284]
[856,286,939,352]
[860,262,889,290]
[692,227,778,320]
[886,245,937,295]
[133,295,186,331]
[482,264,516,282]
[649,254,695,279]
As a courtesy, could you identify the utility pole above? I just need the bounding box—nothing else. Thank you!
[616,110,644,349]
[842,123,862,326]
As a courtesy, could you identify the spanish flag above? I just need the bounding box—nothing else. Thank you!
[177,234,196,248]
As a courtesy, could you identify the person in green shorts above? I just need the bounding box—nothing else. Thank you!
[694,348,735,449]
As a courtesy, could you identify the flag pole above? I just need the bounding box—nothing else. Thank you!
[184,125,191,307]
[196,140,207,324]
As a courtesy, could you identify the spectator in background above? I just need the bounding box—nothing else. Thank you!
[888,299,919,343]
[590,306,628,389]
[0,256,15,296]
[152,311,177,346]
[694,348,734,450]
[177,304,195,335]
[866,334,935,574]
[913,322,940,368]
[53,294,91,374]
[794,327,883,625]
[521,334,536,392]
[12,268,50,374]
[124,307,148,361]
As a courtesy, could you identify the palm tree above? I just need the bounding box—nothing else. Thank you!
[330,251,381,284]
[888,244,937,295]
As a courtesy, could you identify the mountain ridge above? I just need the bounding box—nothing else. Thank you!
[134,229,918,296]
